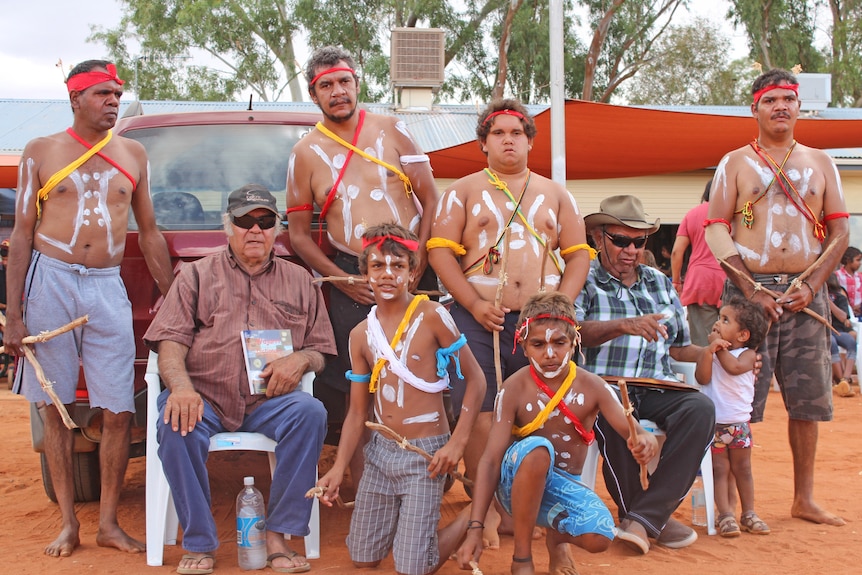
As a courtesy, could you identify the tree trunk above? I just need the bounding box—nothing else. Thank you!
[492,0,524,99]
[582,0,625,102]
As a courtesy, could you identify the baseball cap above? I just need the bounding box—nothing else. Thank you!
[226,184,278,217]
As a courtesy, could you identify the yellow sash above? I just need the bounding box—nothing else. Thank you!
[512,362,577,437]
[315,121,413,197]
[369,295,429,392]
[35,130,113,218]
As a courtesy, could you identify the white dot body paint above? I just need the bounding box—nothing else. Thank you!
[562,434,571,442]
[382,384,396,403]
[525,402,533,412]
[560,451,571,459]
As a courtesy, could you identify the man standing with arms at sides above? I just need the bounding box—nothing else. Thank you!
[5,60,174,557]
[287,46,439,480]
[428,98,594,546]
[706,67,847,526]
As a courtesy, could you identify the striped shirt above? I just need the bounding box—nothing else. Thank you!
[144,247,336,431]
[575,259,689,382]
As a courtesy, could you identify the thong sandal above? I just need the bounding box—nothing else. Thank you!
[266,551,311,573]
[717,513,741,538]
[740,511,771,535]
[177,553,216,575]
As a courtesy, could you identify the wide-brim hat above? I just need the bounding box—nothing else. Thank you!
[226,183,279,217]
[584,195,660,234]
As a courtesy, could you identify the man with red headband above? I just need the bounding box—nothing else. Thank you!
[706,67,848,527]
[427,98,594,546]
[6,59,174,557]
[287,46,439,484]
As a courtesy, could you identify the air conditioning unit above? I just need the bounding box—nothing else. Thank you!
[390,28,446,88]
[797,73,831,111]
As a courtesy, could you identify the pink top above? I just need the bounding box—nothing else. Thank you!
[836,267,862,309]
[677,202,725,307]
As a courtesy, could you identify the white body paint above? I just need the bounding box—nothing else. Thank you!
[403,412,440,425]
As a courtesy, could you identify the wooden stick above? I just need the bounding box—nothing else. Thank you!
[618,380,648,490]
[493,229,511,391]
[0,315,87,430]
[786,240,840,295]
[365,421,473,486]
[718,258,838,335]
[538,243,549,293]
[303,485,354,508]
[469,560,483,575]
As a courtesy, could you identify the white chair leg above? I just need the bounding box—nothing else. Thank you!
[700,449,716,536]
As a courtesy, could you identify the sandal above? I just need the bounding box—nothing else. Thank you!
[740,511,771,535]
[177,554,216,575]
[717,513,741,538]
[834,379,855,398]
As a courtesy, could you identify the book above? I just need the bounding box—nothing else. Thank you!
[241,329,293,394]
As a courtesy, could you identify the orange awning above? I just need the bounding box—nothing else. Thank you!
[428,99,862,180]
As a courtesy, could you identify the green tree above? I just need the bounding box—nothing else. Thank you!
[90,0,304,102]
[727,0,826,72]
[626,17,756,105]
[827,0,862,107]
[582,0,689,102]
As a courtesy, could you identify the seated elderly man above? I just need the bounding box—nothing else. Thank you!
[144,184,336,575]
[575,195,715,554]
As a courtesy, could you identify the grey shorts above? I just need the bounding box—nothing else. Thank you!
[13,251,135,413]
[722,278,832,423]
[347,432,448,575]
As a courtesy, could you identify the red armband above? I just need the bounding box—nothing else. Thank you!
[703,218,731,232]
[822,212,849,222]
[286,204,313,214]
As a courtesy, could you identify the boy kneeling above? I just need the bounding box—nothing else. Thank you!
[455,292,658,574]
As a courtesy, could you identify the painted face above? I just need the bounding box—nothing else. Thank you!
[712,305,745,345]
[481,114,532,167]
[522,320,575,379]
[71,73,123,130]
[227,208,277,267]
[309,60,358,124]
[751,83,800,135]
[595,224,648,282]
[364,246,413,301]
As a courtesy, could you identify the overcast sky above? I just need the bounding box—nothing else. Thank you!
[0,0,747,101]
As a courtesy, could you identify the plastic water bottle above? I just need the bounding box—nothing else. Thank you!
[690,470,707,527]
[236,476,267,570]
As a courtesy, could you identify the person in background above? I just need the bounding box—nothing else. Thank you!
[826,273,857,397]
[671,180,726,347]
[834,246,862,320]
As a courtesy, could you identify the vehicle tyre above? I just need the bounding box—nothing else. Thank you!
[40,450,101,503]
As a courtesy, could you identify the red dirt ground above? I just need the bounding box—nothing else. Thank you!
[1,385,860,575]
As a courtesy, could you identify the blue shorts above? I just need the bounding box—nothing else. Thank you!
[496,436,615,541]
[14,251,135,412]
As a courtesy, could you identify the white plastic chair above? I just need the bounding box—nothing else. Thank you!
[582,361,716,536]
[144,350,321,566]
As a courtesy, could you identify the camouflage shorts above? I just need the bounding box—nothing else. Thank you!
[722,277,832,423]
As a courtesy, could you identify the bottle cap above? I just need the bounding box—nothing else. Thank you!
[244,476,255,486]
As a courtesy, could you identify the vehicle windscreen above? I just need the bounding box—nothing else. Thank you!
[124,123,310,230]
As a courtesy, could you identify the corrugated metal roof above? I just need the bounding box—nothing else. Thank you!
[1,98,858,160]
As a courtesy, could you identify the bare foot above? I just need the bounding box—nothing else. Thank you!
[96,524,146,553]
[547,536,579,575]
[483,504,501,549]
[45,525,80,557]
[497,507,545,541]
[791,501,846,526]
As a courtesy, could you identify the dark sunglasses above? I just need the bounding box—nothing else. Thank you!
[231,213,278,230]
[604,231,648,249]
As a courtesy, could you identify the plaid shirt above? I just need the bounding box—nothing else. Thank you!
[575,259,690,381]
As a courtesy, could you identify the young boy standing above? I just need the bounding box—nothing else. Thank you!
[455,292,658,575]
[695,297,771,537]
[315,223,485,575]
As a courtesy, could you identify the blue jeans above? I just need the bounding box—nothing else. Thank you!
[157,388,326,553]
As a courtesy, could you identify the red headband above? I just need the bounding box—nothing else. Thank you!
[482,109,526,126]
[514,314,578,353]
[362,235,419,252]
[752,83,799,104]
[66,63,124,93]
[309,66,357,88]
